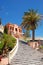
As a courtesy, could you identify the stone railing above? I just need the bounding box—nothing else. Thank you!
[9,39,18,63]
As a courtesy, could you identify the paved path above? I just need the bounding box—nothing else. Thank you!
[11,40,43,65]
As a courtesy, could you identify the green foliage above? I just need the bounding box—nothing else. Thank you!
[0,33,16,54]
[0,41,4,55]
[3,33,16,50]
[4,26,8,34]
[7,43,14,51]
[21,9,40,30]
[3,33,16,43]
[21,9,41,40]
[0,50,2,55]
[0,41,4,50]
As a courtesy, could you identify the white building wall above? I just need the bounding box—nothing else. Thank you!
[0,25,4,33]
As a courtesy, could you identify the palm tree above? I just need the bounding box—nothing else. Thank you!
[21,9,40,41]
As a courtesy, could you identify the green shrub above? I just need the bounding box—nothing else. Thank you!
[0,41,4,55]
[0,50,2,55]
[6,35,16,51]
[0,33,16,54]
[0,41,4,50]
[7,43,14,51]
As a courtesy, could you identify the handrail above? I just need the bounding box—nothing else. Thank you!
[9,39,18,63]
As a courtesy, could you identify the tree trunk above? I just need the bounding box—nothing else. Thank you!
[32,29,35,41]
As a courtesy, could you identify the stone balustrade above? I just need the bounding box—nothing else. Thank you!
[9,39,18,63]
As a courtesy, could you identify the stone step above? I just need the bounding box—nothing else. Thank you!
[11,41,43,65]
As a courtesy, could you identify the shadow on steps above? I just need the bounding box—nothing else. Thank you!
[19,40,27,45]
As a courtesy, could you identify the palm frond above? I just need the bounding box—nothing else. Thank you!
[21,9,41,30]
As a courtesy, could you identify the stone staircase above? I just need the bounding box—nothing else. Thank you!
[11,40,43,65]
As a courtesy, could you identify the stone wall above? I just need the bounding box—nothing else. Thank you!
[29,41,40,49]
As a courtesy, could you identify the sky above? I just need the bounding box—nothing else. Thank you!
[0,0,43,37]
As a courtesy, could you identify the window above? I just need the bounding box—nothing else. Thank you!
[10,26,12,30]
[15,28,17,31]
[19,29,22,32]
